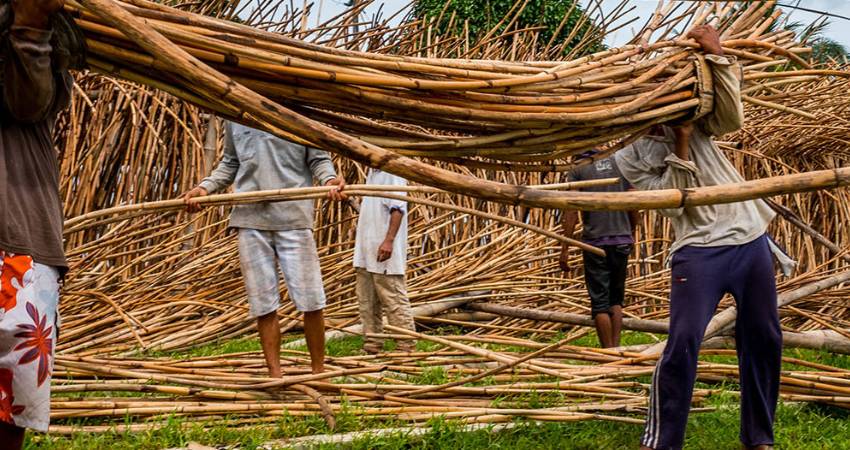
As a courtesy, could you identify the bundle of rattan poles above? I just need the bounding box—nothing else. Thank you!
[63,0,850,211]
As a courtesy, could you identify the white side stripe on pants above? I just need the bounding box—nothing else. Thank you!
[642,352,663,448]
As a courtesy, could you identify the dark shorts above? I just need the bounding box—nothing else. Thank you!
[582,244,631,316]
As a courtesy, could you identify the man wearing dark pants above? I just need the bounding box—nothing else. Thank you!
[561,154,638,348]
[616,25,785,450]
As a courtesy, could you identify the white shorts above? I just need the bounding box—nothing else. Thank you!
[0,252,60,432]
[237,229,327,317]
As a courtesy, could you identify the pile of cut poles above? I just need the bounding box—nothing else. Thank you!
[48,0,850,437]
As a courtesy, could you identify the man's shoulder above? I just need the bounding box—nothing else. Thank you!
[576,156,619,179]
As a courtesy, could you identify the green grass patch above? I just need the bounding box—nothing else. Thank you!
[32,331,850,449]
[142,337,264,359]
[326,335,364,357]
[567,330,664,348]
[784,348,850,370]
[339,400,850,450]
[411,366,451,385]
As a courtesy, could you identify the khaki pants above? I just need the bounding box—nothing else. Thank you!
[356,268,415,350]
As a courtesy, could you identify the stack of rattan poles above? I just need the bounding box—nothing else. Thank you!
[49,338,850,434]
[47,1,850,436]
[63,0,850,211]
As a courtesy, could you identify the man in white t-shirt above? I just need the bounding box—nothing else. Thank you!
[353,169,415,353]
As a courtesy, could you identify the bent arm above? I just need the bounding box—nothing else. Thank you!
[198,123,239,194]
[384,209,404,243]
[3,26,60,123]
[306,147,337,185]
[615,143,698,218]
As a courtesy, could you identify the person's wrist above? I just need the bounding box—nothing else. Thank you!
[704,44,724,56]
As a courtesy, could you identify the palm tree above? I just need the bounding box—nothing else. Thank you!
[811,37,849,65]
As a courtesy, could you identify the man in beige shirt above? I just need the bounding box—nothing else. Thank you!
[616,26,780,450]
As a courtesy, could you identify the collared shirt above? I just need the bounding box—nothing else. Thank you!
[199,122,337,231]
[0,24,73,272]
[614,55,794,274]
[353,170,408,275]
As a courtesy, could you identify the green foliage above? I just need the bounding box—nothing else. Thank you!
[810,38,849,65]
[413,366,451,385]
[414,0,602,55]
[784,348,850,370]
[326,335,365,357]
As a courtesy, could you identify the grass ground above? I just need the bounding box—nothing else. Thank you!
[27,332,850,450]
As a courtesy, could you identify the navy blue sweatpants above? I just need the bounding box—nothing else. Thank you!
[641,235,782,449]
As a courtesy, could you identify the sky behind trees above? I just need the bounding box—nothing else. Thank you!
[306,0,850,48]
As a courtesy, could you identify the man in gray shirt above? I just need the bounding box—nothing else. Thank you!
[184,122,346,375]
[560,154,638,348]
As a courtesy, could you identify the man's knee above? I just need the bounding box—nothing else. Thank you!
[304,308,324,319]
[750,322,782,353]
[667,327,704,358]
[256,311,277,322]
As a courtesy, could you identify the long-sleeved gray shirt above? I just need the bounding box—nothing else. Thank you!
[0,21,73,273]
[614,55,778,257]
[199,122,337,231]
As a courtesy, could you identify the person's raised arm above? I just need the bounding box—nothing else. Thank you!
[3,0,66,123]
[688,25,745,137]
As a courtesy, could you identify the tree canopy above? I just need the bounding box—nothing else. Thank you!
[414,0,602,56]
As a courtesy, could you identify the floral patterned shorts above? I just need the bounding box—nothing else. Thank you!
[0,252,60,432]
